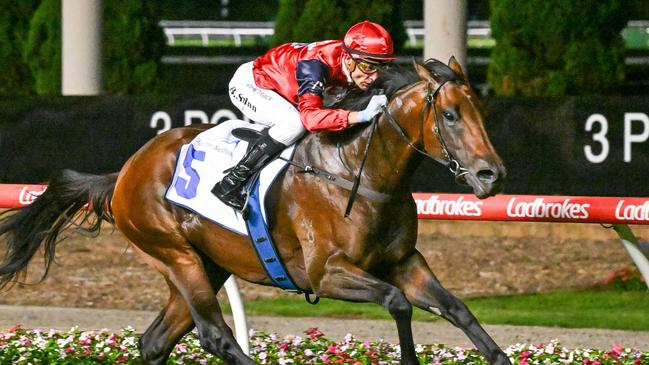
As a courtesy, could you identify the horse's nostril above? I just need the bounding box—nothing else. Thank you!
[477,169,497,184]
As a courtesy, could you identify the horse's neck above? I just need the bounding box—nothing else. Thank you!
[362,118,421,193]
[295,122,419,196]
[289,100,427,200]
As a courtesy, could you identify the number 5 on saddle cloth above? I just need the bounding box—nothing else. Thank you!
[165,120,301,291]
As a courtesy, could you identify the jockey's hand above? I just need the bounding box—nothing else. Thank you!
[356,95,388,123]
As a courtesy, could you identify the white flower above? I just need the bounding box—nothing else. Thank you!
[545,343,555,354]
[292,336,303,346]
[32,336,48,349]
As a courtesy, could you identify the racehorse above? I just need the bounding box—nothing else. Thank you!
[0,58,509,365]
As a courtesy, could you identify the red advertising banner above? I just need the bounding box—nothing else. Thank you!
[2,185,648,225]
[0,184,48,208]
[413,193,649,225]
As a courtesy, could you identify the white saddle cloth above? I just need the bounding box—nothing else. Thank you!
[165,120,295,235]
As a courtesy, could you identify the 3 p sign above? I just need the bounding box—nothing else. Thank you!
[584,112,649,163]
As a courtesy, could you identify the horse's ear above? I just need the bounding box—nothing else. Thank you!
[414,62,434,83]
[448,56,466,81]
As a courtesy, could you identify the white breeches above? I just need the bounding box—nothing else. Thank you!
[228,62,306,145]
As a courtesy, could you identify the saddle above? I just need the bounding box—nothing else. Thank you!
[165,120,300,291]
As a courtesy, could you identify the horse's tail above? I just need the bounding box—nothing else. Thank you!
[0,169,118,290]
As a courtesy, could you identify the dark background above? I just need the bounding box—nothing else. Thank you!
[1,95,647,197]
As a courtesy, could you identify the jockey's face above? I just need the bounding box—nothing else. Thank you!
[344,55,380,90]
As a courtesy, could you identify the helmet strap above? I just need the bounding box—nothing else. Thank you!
[344,54,356,73]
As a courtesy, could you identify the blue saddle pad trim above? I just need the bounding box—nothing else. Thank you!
[244,178,300,292]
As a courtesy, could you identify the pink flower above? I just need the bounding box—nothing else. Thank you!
[278,342,289,351]
[610,344,623,356]
[115,356,129,363]
[176,343,188,353]
[78,339,91,346]
[9,324,20,333]
[305,327,324,339]
[327,344,339,354]
[65,346,74,353]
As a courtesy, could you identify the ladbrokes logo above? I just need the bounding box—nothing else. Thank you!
[416,195,482,216]
[506,198,590,219]
[18,187,46,205]
[615,200,649,221]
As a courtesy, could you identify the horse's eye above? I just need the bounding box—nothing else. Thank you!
[442,110,458,123]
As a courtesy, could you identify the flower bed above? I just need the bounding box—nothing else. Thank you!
[1,325,647,364]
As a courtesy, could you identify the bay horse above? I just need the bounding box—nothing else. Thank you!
[0,58,509,365]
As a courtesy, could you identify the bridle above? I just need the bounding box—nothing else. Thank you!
[381,79,470,184]
[280,76,472,217]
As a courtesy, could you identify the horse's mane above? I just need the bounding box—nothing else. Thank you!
[332,58,459,112]
[315,59,459,144]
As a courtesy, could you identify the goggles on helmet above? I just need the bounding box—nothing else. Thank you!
[355,59,381,74]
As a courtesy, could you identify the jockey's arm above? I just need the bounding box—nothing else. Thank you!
[296,59,352,132]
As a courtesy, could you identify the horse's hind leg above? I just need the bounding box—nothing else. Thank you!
[387,251,512,365]
[139,278,194,365]
[128,239,255,365]
[139,250,234,365]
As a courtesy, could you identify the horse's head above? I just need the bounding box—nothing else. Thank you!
[384,57,506,198]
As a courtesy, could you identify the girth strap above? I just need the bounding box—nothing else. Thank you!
[244,178,301,292]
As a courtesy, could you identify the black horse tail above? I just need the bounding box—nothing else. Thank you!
[0,169,118,290]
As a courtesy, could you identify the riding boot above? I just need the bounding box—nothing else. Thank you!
[212,131,286,211]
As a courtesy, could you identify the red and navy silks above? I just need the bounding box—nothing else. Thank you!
[252,40,353,132]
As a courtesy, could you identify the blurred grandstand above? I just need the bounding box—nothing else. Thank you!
[157,20,649,95]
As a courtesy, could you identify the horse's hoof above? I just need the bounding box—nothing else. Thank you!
[493,351,513,365]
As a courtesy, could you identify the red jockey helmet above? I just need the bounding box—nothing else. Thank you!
[343,21,396,61]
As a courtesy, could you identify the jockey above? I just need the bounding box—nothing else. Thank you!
[212,20,397,211]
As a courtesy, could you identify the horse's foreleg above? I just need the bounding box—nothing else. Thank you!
[387,251,512,365]
[312,254,420,365]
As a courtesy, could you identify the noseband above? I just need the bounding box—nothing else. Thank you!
[381,80,470,183]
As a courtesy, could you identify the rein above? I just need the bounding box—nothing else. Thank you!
[278,156,390,203]
[344,116,378,217]
[282,78,471,216]
[381,80,470,183]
